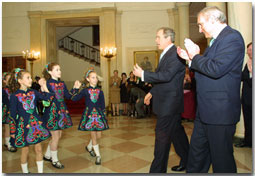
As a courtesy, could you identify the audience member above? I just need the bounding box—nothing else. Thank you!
[110,70,121,116]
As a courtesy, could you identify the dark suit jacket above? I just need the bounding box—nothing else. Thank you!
[191,25,245,125]
[241,64,252,106]
[144,45,186,117]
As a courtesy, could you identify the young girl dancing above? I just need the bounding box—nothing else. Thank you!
[2,72,17,152]
[9,68,52,173]
[42,62,75,169]
[72,70,109,165]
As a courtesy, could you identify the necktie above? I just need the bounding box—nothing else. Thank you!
[209,38,215,47]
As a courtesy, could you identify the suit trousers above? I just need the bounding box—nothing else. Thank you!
[186,117,237,173]
[149,113,189,173]
[242,102,252,146]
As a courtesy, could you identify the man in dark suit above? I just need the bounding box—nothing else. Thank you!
[235,42,252,148]
[133,27,189,173]
[177,6,245,173]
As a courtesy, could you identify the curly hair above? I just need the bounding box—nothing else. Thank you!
[9,68,29,93]
[2,72,11,87]
[42,62,59,80]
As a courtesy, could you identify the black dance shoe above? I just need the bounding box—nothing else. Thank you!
[43,156,52,162]
[52,161,64,169]
[86,146,96,157]
[171,165,186,172]
[95,156,101,165]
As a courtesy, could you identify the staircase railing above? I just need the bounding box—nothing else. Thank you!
[58,36,100,65]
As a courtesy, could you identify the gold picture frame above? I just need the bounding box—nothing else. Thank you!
[134,50,159,72]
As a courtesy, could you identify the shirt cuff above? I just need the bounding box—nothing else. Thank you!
[249,72,252,78]
[188,60,192,67]
[141,71,144,81]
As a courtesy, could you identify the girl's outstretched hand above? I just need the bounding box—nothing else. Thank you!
[74,80,81,89]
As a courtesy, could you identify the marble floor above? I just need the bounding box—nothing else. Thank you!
[2,114,252,174]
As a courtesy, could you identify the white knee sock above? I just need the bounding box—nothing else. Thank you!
[93,144,100,157]
[5,137,11,148]
[44,144,51,158]
[87,139,93,151]
[21,163,29,173]
[36,160,43,173]
[51,150,59,163]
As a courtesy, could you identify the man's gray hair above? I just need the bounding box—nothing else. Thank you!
[157,27,175,43]
[198,6,227,23]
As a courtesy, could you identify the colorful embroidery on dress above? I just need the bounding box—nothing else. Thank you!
[49,82,64,101]
[2,105,8,123]
[15,116,25,147]
[58,103,72,128]
[85,108,105,130]
[79,107,89,129]
[47,102,58,130]
[16,91,35,114]
[88,88,100,103]
[9,116,16,134]
[26,115,49,144]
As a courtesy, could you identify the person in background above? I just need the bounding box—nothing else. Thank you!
[181,66,196,121]
[31,76,43,115]
[110,70,121,116]
[120,72,129,115]
[130,87,146,118]
[127,71,137,117]
[235,42,252,148]
[2,72,17,152]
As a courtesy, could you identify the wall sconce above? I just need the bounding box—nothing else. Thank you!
[100,47,117,59]
[22,50,40,78]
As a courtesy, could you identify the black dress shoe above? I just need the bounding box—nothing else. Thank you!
[235,142,252,148]
[171,165,186,172]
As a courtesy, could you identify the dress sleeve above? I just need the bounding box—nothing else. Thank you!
[63,82,75,99]
[34,90,54,101]
[71,88,85,101]
[9,94,18,135]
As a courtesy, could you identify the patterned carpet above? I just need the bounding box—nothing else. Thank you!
[2,114,252,173]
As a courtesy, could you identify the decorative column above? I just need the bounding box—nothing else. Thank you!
[28,11,43,78]
[167,8,179,46]
[116,11,123,74]
[99,7,116,108]
[176,2,190,48]
[227,2,252,138]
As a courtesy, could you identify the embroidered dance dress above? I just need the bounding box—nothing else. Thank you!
[43,79,73,131]
[72,86,109,131]
[2,87,11,124]
[9,89,52,148]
